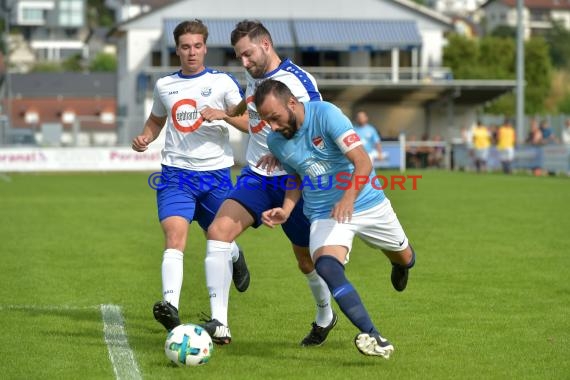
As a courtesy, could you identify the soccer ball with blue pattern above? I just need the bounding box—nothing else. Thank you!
[164,323,213,366]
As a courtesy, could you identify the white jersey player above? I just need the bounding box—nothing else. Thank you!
[131,20,250,333]
[198,20,336,347]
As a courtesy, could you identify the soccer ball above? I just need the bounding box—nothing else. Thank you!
[164,323,213,367]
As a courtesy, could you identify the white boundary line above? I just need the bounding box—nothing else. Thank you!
[0,304,97,311]
[1,304,143,380]
[101,304,143,380]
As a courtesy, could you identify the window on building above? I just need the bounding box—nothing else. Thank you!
[25,110,39,125]
[100,111,115,124]
[371,51,391,67]
[22,9,45,24]
[59,0,84,27]
[62,110,76,124]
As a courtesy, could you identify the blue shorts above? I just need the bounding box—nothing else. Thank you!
[157,165,233,231]
[228,166,310,247]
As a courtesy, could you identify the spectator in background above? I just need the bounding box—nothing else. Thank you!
[428,135,445,168]
[526,119,542,145]
[497,118,516,174]
[489,124,499,146]
[406,135,420,168]
[562,119,570,146]
[461,125,475,170]
[539,120,558,145]
[526,119,543,176]
[472,120,491,173]
[353,111,385,165]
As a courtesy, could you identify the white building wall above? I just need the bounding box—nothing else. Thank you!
[420,30,444,68]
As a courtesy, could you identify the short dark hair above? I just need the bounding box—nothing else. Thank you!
[173,19,208,46]
[231,19,273,46]
[253,79,293,109]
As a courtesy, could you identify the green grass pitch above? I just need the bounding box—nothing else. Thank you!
[0,170,568,379]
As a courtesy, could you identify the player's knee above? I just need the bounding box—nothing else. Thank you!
[206,219,237,242]
[164,233,186,251]
[297,256,314,274]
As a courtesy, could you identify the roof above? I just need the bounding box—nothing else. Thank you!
[162,18,422,50]
[293,19,422,50]
[481,0,570,9]
[10,73,116,98]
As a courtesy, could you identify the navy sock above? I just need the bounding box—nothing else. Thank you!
[314,255,377,335]
[406,245,416,268]
[394,244,416,269]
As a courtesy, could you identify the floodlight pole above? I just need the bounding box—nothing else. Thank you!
[516,0,525,143]
[2,0,11,133]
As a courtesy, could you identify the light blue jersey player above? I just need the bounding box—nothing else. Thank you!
[255,79,417,359]
[268,102,385,223]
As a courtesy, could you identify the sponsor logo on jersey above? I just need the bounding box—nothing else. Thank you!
[312,136,325,150]
[171,98,203,133]
[168,91,178,95]
[201,87,212,97]
[247,95,267,134]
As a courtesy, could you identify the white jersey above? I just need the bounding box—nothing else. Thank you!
[151,68,243,171]
[245,58,322,176]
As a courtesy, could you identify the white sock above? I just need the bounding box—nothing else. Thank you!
[305,270,334,327]
[205,240,233,326]
[230,241,240,263]
[161,248,184,310]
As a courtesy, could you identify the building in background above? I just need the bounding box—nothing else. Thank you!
[104,0,176,23]
[6,72,116,146]
[110,0,515,152]
[425,0,486,16]
[6,0,87,71]
[480,0,570,38]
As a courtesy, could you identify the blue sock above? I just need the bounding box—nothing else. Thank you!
[314,255,377,335]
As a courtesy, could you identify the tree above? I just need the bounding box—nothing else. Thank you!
[478,37,515,78]
[523,38,552,114]
[443,33,552,114]
[558,93,570,114]
[89,52,117,72]
[62,53,83,72]
[545,20,570,69]
[443,34,479,79]
[490,25,517,39]
[87,0,114,27]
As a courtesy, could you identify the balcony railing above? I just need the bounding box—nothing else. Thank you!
[142,66,454,88]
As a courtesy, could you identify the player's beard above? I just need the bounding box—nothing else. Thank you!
[278,108,297,139]
[247,52,270,78]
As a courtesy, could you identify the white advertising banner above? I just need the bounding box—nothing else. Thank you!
[0,147,163,172]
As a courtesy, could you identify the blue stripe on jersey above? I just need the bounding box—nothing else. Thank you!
[224,72,245,96]
[176,68,210,79]
[174,68,244,96]
[266,58,322,102]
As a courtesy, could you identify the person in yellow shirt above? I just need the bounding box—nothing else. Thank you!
[497,118,516,174]
[472,121,491,173]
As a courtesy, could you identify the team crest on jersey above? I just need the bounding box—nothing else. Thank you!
[201,87,212,97]
[312,136,325,150]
